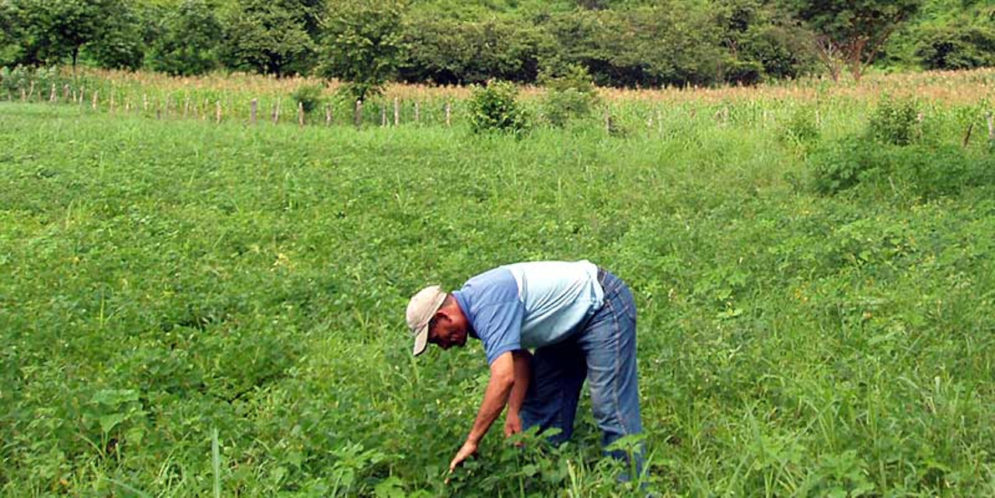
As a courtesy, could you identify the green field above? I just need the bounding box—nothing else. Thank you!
[1,99,994,496]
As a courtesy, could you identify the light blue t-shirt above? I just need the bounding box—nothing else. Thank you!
[452,260,605,364]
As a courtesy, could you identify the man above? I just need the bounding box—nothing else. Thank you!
[405,260,644,477]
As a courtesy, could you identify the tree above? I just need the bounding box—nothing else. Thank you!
[221,0,318,76]
[713,0,816,84]
[147,0,223,75]
[85,1,145,70]
[0,1,22,66]
[11,0,119,70]
[915,21,995,70]
[399,15,551,85]
[318,0,406,101]
[789,0,922,82]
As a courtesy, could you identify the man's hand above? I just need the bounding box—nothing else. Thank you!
[504,412,522,438]
[448,439,478,473]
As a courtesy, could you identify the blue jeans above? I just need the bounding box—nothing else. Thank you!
[520,268,644,474]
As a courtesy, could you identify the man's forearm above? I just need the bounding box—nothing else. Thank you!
[467,372,514,443]
[507,350,531,415]
[466,351,516,444]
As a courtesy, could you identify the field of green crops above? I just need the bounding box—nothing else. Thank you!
[2,93,994,496]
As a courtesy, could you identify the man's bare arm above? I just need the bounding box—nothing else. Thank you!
[505,350,531,436]
[449,351,516,471]
[468,351,515,443]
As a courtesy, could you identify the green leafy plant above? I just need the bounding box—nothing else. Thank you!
[867,97,922,146]
[539,64,599,128]
[781,106,820,145]
[291,84,324,114]
[467,80,530,135]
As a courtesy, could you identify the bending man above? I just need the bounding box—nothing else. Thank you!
[405,260,644,476]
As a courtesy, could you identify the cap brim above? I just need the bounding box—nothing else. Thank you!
[412,325,429,356]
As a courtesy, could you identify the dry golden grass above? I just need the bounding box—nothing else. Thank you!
[79,66,995,106]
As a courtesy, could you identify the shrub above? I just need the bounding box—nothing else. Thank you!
[809,136,878,195]
[292,84,324,114]
[539,65,599,128]
[809,137,995,197]
[867,97,922,146]
[916,22,995,70]
[467,80,530,134]
[781,106,820,145]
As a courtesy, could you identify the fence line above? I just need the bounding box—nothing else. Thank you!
[5,77,995,144]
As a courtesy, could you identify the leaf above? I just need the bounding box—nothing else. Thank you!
[99,413,126,433]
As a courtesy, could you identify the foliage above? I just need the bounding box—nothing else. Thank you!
[146,0,223,76]
[317,0,406,102]
[780,106,820,145]
[291,84,324,114]
[539,64,599,127]
[915,20,995,70]
[398,14,550,85]
[466,80,530,134]
[82,1,144,70]
[220,0,317,76]
[867,97,922,146]
[714,0,817,83]
[809,136,995,197]
[788,0,923,81]
[7,0,120,69]
[3,86,995,495]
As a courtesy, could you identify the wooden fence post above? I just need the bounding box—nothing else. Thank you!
[215,101,222,124]
[962,123,974,148]
[250,99,257,125]
[355,100,363,128]
[986,111,994,142]
[63,84,70,102]
[273,98,280,124]
[91,91,98,110]
[604,111,611,134]
[445,101,451,127]
[381,104,387,127]
[298,101,305,127]
[50,83,56,103]
[183,97,190,119]
[394,97,400,126]
[27,81,35,100]
[325,105,332,126]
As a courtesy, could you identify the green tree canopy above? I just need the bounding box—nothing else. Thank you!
[147,0,223,75]
[789,0,922,81]
[318,0,407,101]
[221,0,317,76]
[9,0,120,69]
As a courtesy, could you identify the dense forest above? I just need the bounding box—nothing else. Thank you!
[1,0,993,89]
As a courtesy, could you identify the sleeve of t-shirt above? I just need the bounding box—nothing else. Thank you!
[474,300,524,365]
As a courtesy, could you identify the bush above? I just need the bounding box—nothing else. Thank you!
[539,64,599,128]
[809,137,995,197]
[781,106,820,145]
[916,22,995,70]
[867,97,922,146]
[467,80,530,134]
[292,84,324,114]
[0,65,62,99]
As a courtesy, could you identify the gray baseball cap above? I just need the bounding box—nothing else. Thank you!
[406,285,447,356]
